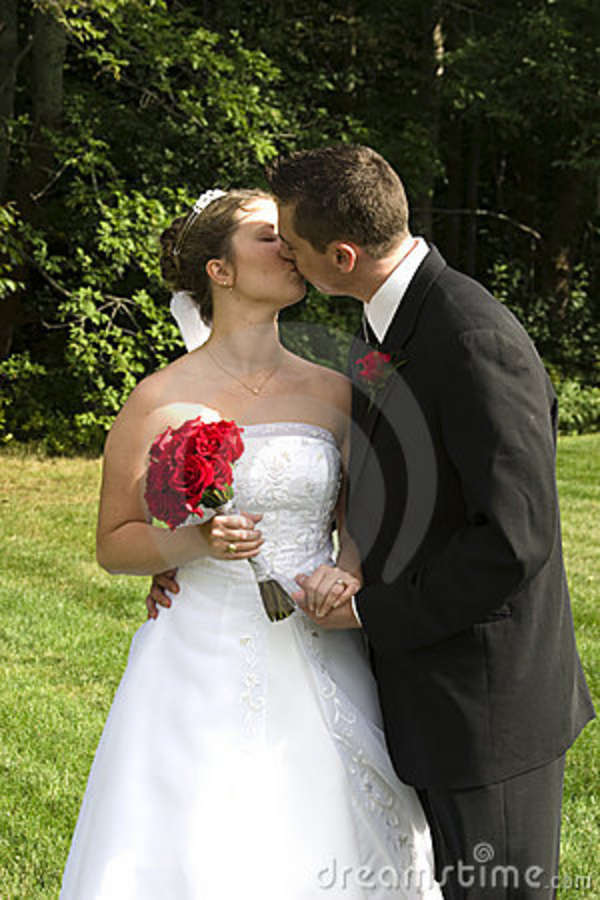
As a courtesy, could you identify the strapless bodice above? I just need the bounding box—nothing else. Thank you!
[231,422,341,577]
[179,421,342,588]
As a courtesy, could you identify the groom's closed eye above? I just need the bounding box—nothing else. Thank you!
[281,243,296,261]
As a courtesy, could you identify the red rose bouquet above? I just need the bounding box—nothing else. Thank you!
[144,416,244,529]
[144,415,295,621]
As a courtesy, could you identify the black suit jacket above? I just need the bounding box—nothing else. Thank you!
[347,246,595,789]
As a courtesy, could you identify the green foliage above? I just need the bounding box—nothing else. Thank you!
[280,286,362,373]
[0,204,26,296]
[555,380,600,435]
[2,0,599,452]
[489,258,600,380]
[2,2,307,453]
[0,351,99,455]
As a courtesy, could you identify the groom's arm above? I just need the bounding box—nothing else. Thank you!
[355,328,559,652]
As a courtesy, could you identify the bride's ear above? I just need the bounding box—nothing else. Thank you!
[206,258,233,288]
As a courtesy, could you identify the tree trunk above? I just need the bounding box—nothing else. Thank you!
[29,8,67,203]
[0,0,18,199]
[412,3,444,239]
[444,115,463,265]
[465,119,481,276]
[1,8,66,359]
[0,0,18,358]
[541,169,590,307]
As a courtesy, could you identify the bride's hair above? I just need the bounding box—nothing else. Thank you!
[160,188,272,325]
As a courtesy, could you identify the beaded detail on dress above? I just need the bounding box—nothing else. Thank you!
[229,424,434,889]
[233,422,342,583]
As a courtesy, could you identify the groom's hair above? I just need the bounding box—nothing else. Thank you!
[266,145,409,257]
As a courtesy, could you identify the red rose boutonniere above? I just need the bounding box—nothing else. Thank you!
[355,350,407,408]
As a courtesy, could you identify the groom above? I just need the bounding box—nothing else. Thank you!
[264,146,594,897]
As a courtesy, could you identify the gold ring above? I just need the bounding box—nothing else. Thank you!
[335,579,348,588]
[227,543,237,554]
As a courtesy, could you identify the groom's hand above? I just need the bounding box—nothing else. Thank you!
[146,568,179,620]
[292,566,362,628]
[294,588,362,630]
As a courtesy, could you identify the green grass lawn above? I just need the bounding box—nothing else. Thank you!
[1,436,598,898]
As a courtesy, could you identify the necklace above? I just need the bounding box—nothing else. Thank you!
[205,345,280,397]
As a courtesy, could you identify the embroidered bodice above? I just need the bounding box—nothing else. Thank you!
[232,422,342,579]
[179,420,342,592]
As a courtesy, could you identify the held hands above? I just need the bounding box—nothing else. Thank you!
[146,538,362,629]
[292,565,362,630]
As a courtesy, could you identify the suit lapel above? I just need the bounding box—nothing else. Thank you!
[349,246,447,486]
[380,244,446,354]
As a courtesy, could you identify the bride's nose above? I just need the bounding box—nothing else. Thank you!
[278,240,294,262]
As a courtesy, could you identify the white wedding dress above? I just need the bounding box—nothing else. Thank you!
[61,420,440,899]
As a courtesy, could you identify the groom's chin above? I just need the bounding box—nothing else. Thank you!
[310,283,350,298]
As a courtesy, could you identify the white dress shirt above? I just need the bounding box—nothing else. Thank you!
[364,235,429,343]
[351,235,430,626]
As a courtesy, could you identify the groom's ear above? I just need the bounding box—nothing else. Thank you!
[328,241,359,274]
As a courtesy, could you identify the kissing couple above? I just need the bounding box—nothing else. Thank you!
[61,145,594,899]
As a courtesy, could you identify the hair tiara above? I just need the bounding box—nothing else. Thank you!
[173,189,227,258]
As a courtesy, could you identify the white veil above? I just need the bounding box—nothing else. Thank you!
[169,290,211,351]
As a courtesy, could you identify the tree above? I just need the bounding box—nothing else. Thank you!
[0,0,301,450]
[0,0,18,198]
[1,0,598,451]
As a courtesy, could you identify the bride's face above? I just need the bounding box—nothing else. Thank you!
[226,198,306,309]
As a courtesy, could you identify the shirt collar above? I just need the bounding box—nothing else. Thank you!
[365,236,429,343]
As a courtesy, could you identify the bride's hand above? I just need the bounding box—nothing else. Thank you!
[292,565,361,618]
[202,511,264,560]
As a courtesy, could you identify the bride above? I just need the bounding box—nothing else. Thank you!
[60,189,441,899]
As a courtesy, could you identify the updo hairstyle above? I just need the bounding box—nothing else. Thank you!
[160,188,272,325]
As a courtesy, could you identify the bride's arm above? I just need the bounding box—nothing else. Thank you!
[96,382,262,576]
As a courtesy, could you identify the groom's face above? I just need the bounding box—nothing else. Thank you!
[277,203,346,295]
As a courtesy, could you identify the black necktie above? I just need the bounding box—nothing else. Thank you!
[362,315,380,348]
